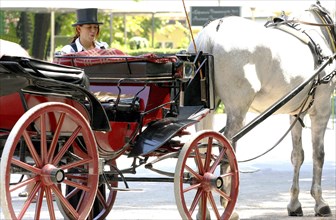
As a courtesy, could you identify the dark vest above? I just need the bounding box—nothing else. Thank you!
[70,42,105,52]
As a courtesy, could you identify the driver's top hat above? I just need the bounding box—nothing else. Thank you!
[72,8,103,26]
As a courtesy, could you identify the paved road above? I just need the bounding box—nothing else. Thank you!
[107,114,336,219]
[1,114,335,219]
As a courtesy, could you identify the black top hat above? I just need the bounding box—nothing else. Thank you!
[72,8,103,26]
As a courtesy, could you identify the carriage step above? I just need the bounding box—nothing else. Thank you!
[110,187,143,192]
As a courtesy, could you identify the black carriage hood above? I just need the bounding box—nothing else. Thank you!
[0,55,110,131]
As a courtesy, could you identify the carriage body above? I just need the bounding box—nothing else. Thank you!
[0,51,239,220]
[53,51,217,159]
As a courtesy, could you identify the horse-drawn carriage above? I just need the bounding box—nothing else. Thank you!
[0,48,239,219]
[1,1,335,219]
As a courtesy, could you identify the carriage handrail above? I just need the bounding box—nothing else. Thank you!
[231,52,336,143]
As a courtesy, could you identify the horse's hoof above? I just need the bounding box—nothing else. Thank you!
[287,206,303,216]
[315,206,332,217]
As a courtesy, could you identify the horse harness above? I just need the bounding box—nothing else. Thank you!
[265,2,335,63]
[264,2,336,121]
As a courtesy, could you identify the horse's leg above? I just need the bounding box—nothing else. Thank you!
[309,109,332,217]
[287,115,305,216]
[220,105,250,220]
[194,103,246,220]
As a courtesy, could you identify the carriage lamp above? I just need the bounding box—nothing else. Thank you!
[182,61,195,81]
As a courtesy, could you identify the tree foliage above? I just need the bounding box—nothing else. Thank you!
[1,9,190,58]
[55,12,166,50]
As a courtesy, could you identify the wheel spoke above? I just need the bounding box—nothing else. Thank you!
[214,188,231,202]
[23,129,42,168]
[208,192,221,219]
[60,158,93,170]
[185,164,202,181]
[52,126,82,165]
[40,113,48,164]
[96,189,109,209]
[48,112,66,163]
[51,184,79,219]
[11,158,41,174]
[18,182,41,219]
[220,171,235,178]
[75,190,85,211]
[64,186,81,201]
[9,175,39,192]
[34,186,45,220]
[188,188,202,216]
[45,187,56,220]
[194,148,205,175]
[63,179,90,192]
[65,174,88,181]
[183,182,201,193]
[200,192,208,219]
[204,137,213,171]
[210,147,226,173]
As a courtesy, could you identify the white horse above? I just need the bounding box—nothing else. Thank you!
[188,1,335,218]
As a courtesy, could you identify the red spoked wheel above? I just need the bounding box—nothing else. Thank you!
[0,102,99,220]
[90,160,118,220]
[58,159,118,220]
[174,130,239,220]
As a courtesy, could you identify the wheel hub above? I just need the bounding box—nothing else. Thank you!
[41,164,65,186]
[203,172,223,191]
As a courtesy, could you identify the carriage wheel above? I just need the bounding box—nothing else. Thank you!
[174,130,239,220]
[90,160,118,220]
[57,159,118,220]
[0,102,99,220]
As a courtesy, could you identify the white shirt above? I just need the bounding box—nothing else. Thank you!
[59,38,109,54]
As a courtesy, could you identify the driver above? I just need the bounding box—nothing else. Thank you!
[60,8,108,54]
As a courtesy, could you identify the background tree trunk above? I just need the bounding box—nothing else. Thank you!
[17,12,32,50]
[31,13,50,59]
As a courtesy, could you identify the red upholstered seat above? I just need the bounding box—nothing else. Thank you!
[53,48,177,67]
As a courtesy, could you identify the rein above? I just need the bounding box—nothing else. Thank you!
[286,19,335,27]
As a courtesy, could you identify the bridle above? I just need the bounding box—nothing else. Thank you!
[293,19,334,28]
[306,1,336,52]
[273,1,336,53]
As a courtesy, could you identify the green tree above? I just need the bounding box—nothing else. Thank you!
[31,13,50,59]
[0,11,21,43]
[16,12,33,50]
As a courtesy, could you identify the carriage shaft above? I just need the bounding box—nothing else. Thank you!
[232,53,336,143]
